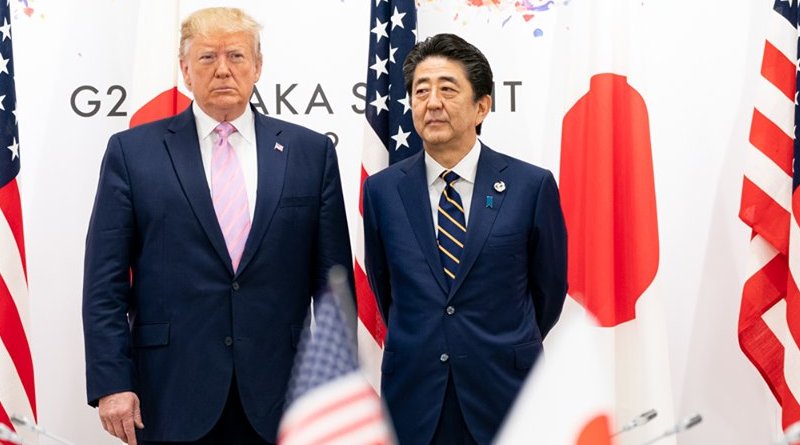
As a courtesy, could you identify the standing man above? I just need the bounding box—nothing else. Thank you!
[363,33,568,445]
[83,7,352,445]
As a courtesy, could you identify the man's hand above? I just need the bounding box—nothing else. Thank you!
[98,391,144,445]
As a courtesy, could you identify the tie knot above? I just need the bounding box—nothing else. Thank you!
[214,121,236,139]
[441,170,460,185]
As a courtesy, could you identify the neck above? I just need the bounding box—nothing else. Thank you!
[200,104,248,123]
[424,139,476,169]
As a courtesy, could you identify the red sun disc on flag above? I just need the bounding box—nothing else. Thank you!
[560,73,659,328]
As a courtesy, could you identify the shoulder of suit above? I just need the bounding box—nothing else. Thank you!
[366,151,421,184]
[254,112,328,143]
[482,144,553,178]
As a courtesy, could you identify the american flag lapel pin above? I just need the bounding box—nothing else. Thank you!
[274,142,284,152]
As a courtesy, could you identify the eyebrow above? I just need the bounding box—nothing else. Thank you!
[414,75,459,86]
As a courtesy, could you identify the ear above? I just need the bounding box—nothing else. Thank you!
[254,55,263,83]
[179,58,193,91]
[474,94,492,126]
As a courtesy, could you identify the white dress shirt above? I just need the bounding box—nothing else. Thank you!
[193,102,258,221]
[425,138,482,230]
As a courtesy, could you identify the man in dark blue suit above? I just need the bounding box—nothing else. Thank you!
[82,7,352,445]
[363,34,568,445]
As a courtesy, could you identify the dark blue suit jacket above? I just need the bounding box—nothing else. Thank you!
[363,144,567,445]
[82,105,352,443]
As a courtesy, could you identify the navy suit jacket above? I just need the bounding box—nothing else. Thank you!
[82,105,352,443]
[363,144,567,445]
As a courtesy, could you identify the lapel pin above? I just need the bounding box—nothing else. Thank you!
[486,196,493,208]
[274,142,284,152]
[494,180,506,193]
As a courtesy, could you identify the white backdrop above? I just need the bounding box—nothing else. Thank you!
[8,0,779,444]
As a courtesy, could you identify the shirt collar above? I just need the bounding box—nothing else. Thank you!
[193,102,256,144]
[425,138,482,186]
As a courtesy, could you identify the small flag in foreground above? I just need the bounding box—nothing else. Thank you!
[494,317,614,445]
[278,269,394,445]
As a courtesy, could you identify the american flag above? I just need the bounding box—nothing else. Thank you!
[355,0,422,391]
[739,0,800,430]
[277,291,393,445]
[0,3,36,443]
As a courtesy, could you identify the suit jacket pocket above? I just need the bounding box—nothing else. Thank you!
[486,231,526,249]
[381,350,395,375]
[132,323,170,348]
[279,196,318,208]
[513,341,542,371]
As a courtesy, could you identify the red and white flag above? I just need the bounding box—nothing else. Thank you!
[278,293,394,445]
[495,317,615,445]
[551,1,675,442]
[0,4,36,444]
[739,0,800,431]
[356,0,421,391]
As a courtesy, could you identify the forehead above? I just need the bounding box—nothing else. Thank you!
[412,56,468,84]
[189,31,255,52]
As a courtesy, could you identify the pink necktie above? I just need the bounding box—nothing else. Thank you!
[211,122,251,272]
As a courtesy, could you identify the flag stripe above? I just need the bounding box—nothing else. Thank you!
[740,178,790,254]
[0,275,34,411]
[281,383,376,435]
[0,181,25,277]
[761,40,797,101]
[750,108,793,176]
[355,263,385,345]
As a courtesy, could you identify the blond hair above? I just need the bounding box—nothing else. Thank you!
[179,7,262,59]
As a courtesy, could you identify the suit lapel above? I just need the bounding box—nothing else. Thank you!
[397,152,449,295]
[449,144,508,299]
[235,112,287,276]
[164,106,232,273]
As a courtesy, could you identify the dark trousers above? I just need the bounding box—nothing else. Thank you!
[430,373,478,445]
[141,377,273,445]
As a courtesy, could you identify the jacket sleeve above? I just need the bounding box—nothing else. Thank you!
[82,134,136,406]
[529,171,568,338]
[313,137,355,304]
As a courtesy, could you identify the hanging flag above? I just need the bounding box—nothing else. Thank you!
[738,0,800,430]
[0,3,36,444]
[494,317,614,445]
[355,0,421,391]
[552,1,675,442]
[278,277,394,445]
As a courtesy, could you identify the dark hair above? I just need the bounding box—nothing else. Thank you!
[403,33,493,134]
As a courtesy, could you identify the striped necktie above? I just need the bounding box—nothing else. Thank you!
[211,121,251,272]
[437,170,467,288]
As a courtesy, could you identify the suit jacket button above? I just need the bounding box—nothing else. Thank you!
[446,306,455,315]
[224,336,233,346]
[440,353,449,363]
[232,282,240,291]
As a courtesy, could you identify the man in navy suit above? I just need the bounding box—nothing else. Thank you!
[363,33,568,445]
[82,7,352,445]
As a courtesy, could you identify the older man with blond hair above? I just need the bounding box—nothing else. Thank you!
[82,7,352,445]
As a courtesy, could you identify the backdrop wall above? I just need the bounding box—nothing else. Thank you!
[8,0,778,444]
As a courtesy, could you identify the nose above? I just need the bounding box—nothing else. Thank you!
[214,58,232,78]
[426,89,443,109]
